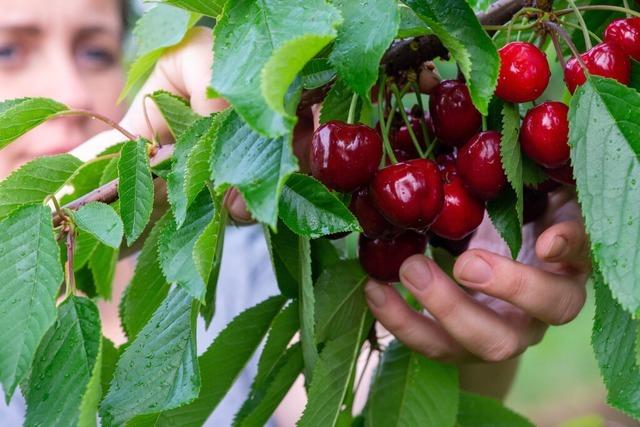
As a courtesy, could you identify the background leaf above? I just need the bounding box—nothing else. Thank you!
[0,98,68,150]
[160,0,224,17]
[150,90,201,139]
[119,139,154,245]
[298,237,318,381]
[71,202,123,248]
[500,103,523,224]
[487,187,522,259]
[319,79,355,124]
[456,392,534,427]
[88,243,119,300]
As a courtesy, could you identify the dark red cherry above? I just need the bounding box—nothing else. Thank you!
[309,121,383,192]
[436,152,458,183]
[349,187,397,239]
[358,231,428,282]
[496,42,551,103]
[604,18,640,62]
[430,177,485,240]
[429,80,482,147]
[456,131,507,200]
[545,163,576,186]
[520,102,570,169]
[523,187,549,224]
[392,116,425,155]
[526,178,561,194]
[564,43,631,94]
[429,233,474,256]
[370,159,444,230]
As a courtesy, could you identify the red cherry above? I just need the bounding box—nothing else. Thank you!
[523,188,549,224]
[564,43,631,94]
[429,80,482,147]
[358,231,428,282]
[526,178,561,194]
[604,18,640,62]
[309,121,383,192]
[456,131,507,200]
[430,177,485,240]
[349,187,397,239]
[520,102,570,169]
[436,153,458,183]
[429,233,474,256]
[545,163,576,186]
[370,159,444,230]
[392,116,425,155]
[496,42,551,103]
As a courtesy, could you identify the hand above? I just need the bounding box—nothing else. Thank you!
[364,188,591,363]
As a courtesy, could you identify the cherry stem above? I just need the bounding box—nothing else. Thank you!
[623,0,631,17]
[143,95,160,148]
[377,76,398,164]
[545,21,589,75]
[561,21,602,43]
[482,115,488,132]
[548,29,567,70]
[566,0,592,50]
[45,194,69,223]
[347,93,359,125]
[55,109,137,141]
[410,81,433,154]
[555,5,640,18]
[64,226,76,299]
[391,84,425,158]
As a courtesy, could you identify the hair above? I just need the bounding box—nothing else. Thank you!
[119,0,132,33]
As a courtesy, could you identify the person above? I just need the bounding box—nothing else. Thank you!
[0,0,591,425]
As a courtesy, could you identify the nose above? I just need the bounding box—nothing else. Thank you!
[44,51,92,111]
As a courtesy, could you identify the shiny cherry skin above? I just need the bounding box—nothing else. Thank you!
[358,231,428,282]
[349,187,397,239]
[496,42,551,103]
[309,121,383,192]
[430,177,485,240]
[456,131,507,200]
[370,159,444,230]
[429,80,482,147]
[545,163,576,186]
[564,43,631,94]
[392,116,426,155]
[604,18,640,62]
[520,102,570,169]
[523,187,549,224]
[436,152,458,183]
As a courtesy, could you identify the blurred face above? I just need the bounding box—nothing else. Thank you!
[0,0,126,177]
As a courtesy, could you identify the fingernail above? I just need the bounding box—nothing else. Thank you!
[365,281,387,308]
[544,236,568,259]
[456,255,492,285]
[400,258,432,291]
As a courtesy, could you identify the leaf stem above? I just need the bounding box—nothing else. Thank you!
[544,21,589,74]
[55,109,137,141]
[390,84,425,158]
[623,0,631,17]
[45,194,69,222]
[566,0,592,50]
[347,93,359,125]
[64,227,76,299]
[561,21,602,43]
[555,5,640,18]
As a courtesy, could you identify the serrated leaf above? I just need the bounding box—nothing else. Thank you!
[0,154,81,219]
[150,90,201,139]
[592,270,640,419]
[569,77,640,314]
[522,155,548,187]
[158,190,213,301]
[184,124,217,209]
[100,287,199,426]
[71,202,123,248]
[397,4,432,38]
[404,0,498,115]
[148,296,287,426]
[0,97,68,150]
[25,297,101,427]
[329,0,399,101]
[60,156,116,205]
[119,139,154,245]
[0,205,63,401]
[78,336,103,427]
[210,110,298,226]
[298,236,318,381]
[500,102,523,224]
[366,341,458,427]
[279,174,360,238]
[487,186,522,259]
[320,79,355,124]
[211,0,341,136]
[100,158,120,186]
[265,222,302,298]
[160,0,224,16]
[74,231,99,271]
[120,51,163,102]
[101,337,119,398]
[122,214,171,340]
[456,392,533,427]
[301,59,336,90]
[89,243,118,300]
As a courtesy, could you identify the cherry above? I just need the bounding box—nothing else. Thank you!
[349,187,397,239]
[456,131,507,200]
[520,102,570,169]
[604,18,640,62]
[564,43,631,94]
[429,80,482,147]
[430,177,485,240]
[526,178,561,194]
[545,163,576,186]
[496,42,551,103]
[370,159,444,230]
[309,121,383,192]
[358,231,428,282]
[436,152,458,183]
[429,233,474,256]
[523,187,549,224]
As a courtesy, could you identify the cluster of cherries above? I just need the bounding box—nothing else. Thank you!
[308,16,640,282]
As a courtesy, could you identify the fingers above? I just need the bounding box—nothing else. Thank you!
[454,249,587,326]
[536,220,591,272]
[225,189,253,224]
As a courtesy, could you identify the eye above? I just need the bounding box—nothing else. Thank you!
[77,46,117,70]
[0,43,24,68]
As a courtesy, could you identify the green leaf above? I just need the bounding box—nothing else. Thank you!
[71,202,123,248]
[101,337,119,398]
[487,186,522,259]
[150,90,201,139]
[366,341,459,427]
[0,154,81,219]
[89,243,118,300]
[211,110,298,226]
[78,336,103,427]
[211,0,341,136]
[184,122,217,209]
[0,205,63,400]
[160,0,224,17]
[74,231,99,271]
[329,0,399,100]
[319,79,355,124]
[100,287,199,426]
[279,174,360,238]
[397,4,432,38]
[122,214,171,340]
[592,270,640,419]
[158,190,213,301]
[404,0,498,115]
[301,59,336,90]
[569,77,640,313]
[119,139,154,245]
[149,296,287,426]
[25,297,101,427]
[500,102,523,224]
[60,156,116,205]
[298,236,318,381]
[100,158,120,186]
[265,222,302,298]
[120,51,163,102]
[310,238,341,282]
[0,97,68,150]
[522,155,548,187]
[456,392,534,427]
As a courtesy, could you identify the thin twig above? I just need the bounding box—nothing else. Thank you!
[64,229,76,299]
[55,109,138,141]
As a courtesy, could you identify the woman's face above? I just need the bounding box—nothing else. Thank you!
[0,0,126,177]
